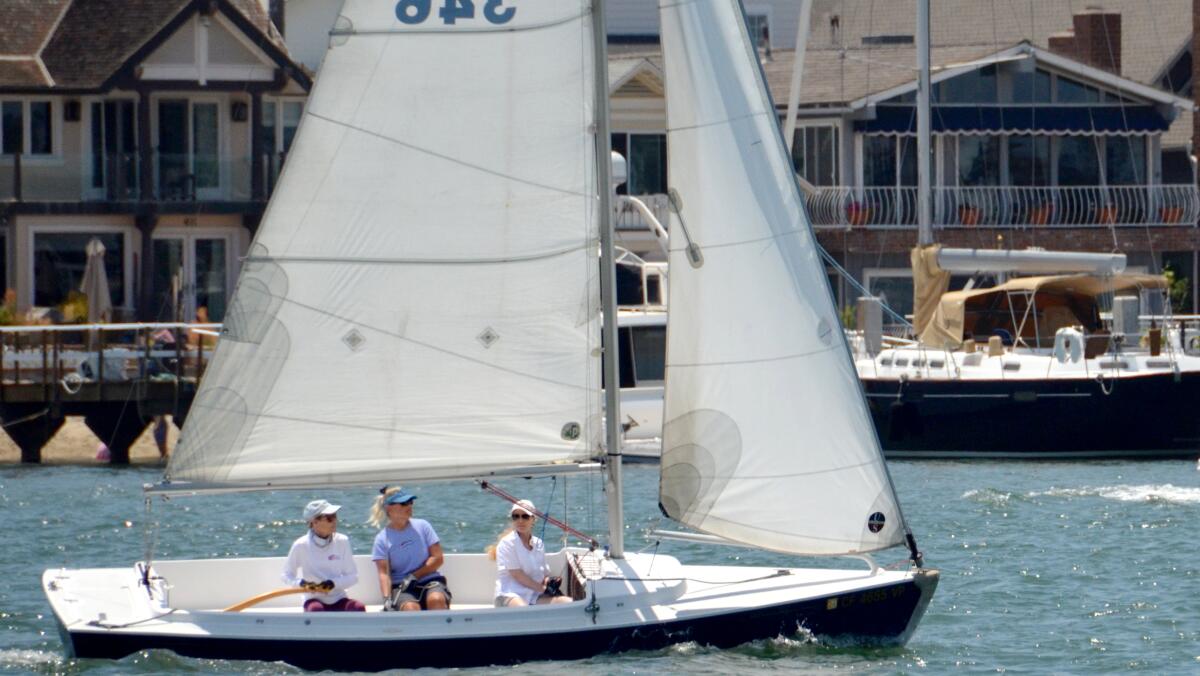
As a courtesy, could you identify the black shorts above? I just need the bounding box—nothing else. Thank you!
[391,575,452,609]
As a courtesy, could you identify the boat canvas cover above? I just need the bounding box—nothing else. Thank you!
[657,0,906,557]
[912,245,951,337]
[168,0,603,488]
[919,273,1168,348]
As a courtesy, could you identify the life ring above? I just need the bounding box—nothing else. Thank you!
[1188,335,1200,353]
[61,372,84,395]
[1053,328,1084,364]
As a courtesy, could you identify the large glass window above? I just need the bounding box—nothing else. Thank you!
[611,133,667,196]
[629,325,665,383]
[1105,137,1146,185]
[33,232,124,309]
[29,101,51,155]
[792,125,839,186]
[1056,78,1100,103]
[1011,69,1052,103]
[1,102,22,155]
[957,135,1001,186]
[937,65,998,103]
[628,134,667,195]
[863,135,897,186]
[1008,135,1051,185]
[1057,136,1101,185]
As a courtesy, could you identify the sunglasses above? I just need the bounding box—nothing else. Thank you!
[390,499,414,507]
[315,514,338,522]
[511,513,534,521]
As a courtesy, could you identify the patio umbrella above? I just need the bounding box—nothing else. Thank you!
[79,237,112,323]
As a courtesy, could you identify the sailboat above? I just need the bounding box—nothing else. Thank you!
[42,0,937,669]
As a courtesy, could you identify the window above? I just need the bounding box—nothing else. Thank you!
[1,102,20,155]
[90,100,138,195]
[33,232,125,308]
[1056,78,1100,103]
[630,325,665,383]
[1105,137,1146,185]
[863,136,896,187]
[1162,148,1193,184]
[957,136,1000,186]
[745,13,770,47]
[792,125,839,186]
[1011,69,1052,103]
[1057,136,1100,185]
[936,65,997,103]
[1008,135,1051,185]
[0,100,54,155]
[263,99,304,161]
[611,132,667,195]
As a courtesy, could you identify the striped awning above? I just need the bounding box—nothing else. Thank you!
[856,105,1172,135]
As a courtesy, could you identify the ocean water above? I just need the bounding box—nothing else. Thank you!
[3,460,1200,674]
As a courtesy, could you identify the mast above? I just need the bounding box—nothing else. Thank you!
[591,0,624,558]
[916,0,933,246]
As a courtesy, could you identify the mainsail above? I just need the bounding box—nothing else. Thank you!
[658,0,908,556]
[168,0,603,488]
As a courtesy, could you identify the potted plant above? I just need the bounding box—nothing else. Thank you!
[958,204,981,225]
[846,201,872,226]
[1159,205,1184,224]
[1095,203,1118,224]
[1028,203,1052,225]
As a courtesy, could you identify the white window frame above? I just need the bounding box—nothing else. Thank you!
[791,122,841,187]
[80,96,140,199]
[743,5,773,48]
[0,98,62,163]
[262,96,306,157]
[151,226,238,322]
[150,94,230,200]
[26,223,135,310]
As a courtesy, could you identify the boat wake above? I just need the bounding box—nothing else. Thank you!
[961,488,1020,506]
[0,649,62,669]
[1029,484,1200,505]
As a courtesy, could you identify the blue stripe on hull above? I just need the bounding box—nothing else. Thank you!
[63,574,935,670]
[865,371,1200,458]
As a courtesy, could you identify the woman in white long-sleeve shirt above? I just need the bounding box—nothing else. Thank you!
[282,499,366,612]
[491,500,572,608]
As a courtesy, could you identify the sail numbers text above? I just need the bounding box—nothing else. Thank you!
[395,0,516,25]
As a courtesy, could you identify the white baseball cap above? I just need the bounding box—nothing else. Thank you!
[303,499,341,522]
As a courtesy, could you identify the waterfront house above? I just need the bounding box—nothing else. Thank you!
[0,0,310,323]
[597,0,1200,318]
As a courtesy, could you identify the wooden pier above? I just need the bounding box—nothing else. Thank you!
[0,323,215,464]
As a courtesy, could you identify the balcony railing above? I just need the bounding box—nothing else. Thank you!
[807,185,1200,229]
[616,193,670,231]
[0,151,291,204]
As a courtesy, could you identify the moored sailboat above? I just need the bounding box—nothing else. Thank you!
[42,1,937,669]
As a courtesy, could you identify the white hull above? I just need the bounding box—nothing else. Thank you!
[44,550,936,670]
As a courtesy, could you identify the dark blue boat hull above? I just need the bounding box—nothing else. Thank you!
[865,371,1200,458]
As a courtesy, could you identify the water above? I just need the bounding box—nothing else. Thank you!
[3,460,1200,674]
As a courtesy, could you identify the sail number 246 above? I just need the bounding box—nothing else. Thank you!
[396,0,516,25]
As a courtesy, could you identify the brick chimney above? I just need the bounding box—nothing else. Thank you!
[1046,7,1121,74]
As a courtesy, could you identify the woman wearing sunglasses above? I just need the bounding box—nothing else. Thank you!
[491,500,572,608]
[370,486,451,611]
[282,499,366,612]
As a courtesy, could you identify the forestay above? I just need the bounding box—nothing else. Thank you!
[657,0,907,556]
[168,0,603,488]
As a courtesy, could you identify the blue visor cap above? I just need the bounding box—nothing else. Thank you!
[385,492,417,505]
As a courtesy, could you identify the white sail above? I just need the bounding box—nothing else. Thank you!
[657,0,907,556]
[168,0,602,488]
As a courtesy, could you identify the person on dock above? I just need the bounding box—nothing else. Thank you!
[370,487,451,611]
[490,500,571,608]
[282,499,366,612]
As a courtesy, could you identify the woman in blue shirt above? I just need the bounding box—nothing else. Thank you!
[370,487,451,611]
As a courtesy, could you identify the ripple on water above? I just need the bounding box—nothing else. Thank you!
[1030,484,1200,505]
